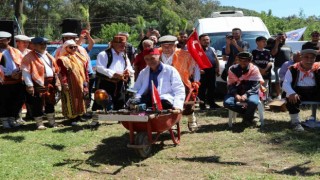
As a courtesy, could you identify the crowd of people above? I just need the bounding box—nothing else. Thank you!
[0,27,319,132]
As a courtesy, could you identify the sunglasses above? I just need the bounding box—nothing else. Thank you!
[312,34,319,37]
[68,46,78,49]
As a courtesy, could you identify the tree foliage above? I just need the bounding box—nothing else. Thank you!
[1,0,319,43]
[99,23,139,47]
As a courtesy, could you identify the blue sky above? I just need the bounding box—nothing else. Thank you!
[219,0,319,18]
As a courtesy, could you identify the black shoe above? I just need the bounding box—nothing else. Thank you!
[70,116,81,126]
[82,112,92,120]
[200,105,207,110]
[209,103,222,109]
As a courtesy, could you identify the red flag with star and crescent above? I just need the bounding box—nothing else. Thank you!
[187,30,212,70]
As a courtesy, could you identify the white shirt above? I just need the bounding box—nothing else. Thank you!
[21,49,31,56]
[161,53,174,65]
[133,63,186,110]
[282,70,316,97]
[96,48,134,78]
[23,51,54,87]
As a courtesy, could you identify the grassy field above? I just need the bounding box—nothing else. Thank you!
[1,103,320,179]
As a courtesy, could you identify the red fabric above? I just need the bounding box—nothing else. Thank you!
[293,62,319,81]
[143,48,160,56]
[227,63,264,85]
[187,30,212,70]
[133,52,146,79]
[151,81,163,111]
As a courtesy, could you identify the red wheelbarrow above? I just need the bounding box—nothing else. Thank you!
[96,109,182,158]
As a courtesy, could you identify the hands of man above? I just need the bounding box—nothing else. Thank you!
[235,94,242,102]
[240,94,247,101]
[11,69,22,80]
[112,73,123,80]
[172,107,182,113]
[231,39,237,46]
[226,37,231,45]
[288,93,300,104]
[26,86,34,96]
[123,69,130,82]
[215,68,220,76]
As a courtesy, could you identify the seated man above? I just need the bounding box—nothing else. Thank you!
[133,48,186,111]
[282,49,320,132]
[223,52,264,126]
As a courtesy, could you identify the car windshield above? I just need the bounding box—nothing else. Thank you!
[46,45,59,55]
[88,46,107,60]
[208,31,270,56]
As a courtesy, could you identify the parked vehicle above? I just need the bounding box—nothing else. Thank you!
[285,41,307,53]
[82,44,109,73]
[47,44,60,55]
[50,44,108,73]
[194,11,271,96]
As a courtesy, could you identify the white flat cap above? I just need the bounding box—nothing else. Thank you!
[62,32,78,37]
[15,35,31,41]
[0,31,12,38]
[158,35,178,44]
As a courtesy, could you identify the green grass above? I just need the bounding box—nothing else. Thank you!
[1,104,320,179]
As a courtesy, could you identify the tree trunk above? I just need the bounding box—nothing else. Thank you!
[15,0,24,34]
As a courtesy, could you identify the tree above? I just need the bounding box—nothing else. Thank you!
[15,0,24,34]
[98,23,139,46]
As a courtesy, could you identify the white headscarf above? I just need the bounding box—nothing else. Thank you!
[60,39,77,55]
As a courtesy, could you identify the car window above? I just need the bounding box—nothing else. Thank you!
[208,31,270,56]
[285,41,307,53]
[46,45,59,55]
[89,46,107,60]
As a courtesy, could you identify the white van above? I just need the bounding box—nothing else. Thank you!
[194,11,271,96]
[195,11,271,56]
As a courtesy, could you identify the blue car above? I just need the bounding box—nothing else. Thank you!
[47,44,60,55]
[82,44,109,73]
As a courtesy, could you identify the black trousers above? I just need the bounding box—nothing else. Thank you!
[92,79,126,111]
[0,83,25,118]
[25,91,55,117]
[286,87,319,114]
[141,94,173,110]
[198,68,217,107]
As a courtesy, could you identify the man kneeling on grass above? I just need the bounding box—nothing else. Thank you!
[223,52,264,127]
[282,49,320,132]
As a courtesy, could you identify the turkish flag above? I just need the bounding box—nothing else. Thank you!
[187,30,212,69]
[151,81,163,111]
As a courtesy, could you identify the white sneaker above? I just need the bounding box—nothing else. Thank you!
[37,125,47,130]
[16,118,26,125]
[292,123,304,132]
[188,122,198,132]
